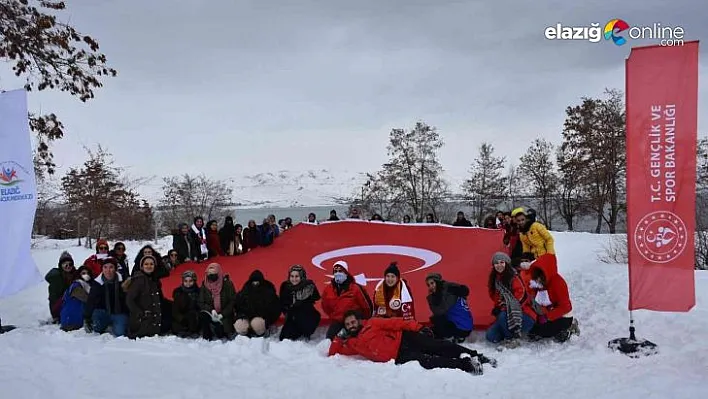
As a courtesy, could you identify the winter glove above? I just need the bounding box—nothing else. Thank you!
[210,310,223,323]
[537,315,548,324]
[336,328,349,339]
[419,327,434,337]
[83,319,93,333]
[491,307,501,317]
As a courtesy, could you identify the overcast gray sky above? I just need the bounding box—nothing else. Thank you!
[3,0,707,197]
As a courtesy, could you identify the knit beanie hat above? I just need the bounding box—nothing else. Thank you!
[426,272,442,282]
[384,262,400,278]
[58,251,74,267]
[140,255,157,270]
[492,252,511,266]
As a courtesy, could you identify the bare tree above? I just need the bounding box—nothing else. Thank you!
[555,144,585,230]
[519,139,558,229]
[359,121,450,221]
[0,0,117,176]
[160,174,234,230]
[463,143,507,224]
[562,89,626,233]
[506,164,523,210]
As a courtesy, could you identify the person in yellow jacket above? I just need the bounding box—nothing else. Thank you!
[512,208,555,258]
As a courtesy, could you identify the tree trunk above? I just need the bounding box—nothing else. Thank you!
[595,212,603,234]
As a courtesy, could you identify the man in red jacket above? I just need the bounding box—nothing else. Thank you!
[328,310,496,375]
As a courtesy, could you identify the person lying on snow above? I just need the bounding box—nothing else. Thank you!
[198,263,238,340]
[279,265,321,341]
[172,270,201,338]
[328,310,497,375]
[83,257,129,337]
[83,239,111,278]
[485,252,536,347]
[235,270,281,337]
[322,260,374,339]
[373,262,414,320]
[425,273,473,343]
[60,266,93,331]
[45,251,78,324]
[527,254,579,343]
[125,256,163,339]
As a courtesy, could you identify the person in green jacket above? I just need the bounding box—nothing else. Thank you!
[45,251,78,323]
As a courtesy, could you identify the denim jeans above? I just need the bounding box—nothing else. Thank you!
[92,309,129,337]
[485,311,535,343]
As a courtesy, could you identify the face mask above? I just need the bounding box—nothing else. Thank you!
[81,274,91,282]
[207,274,219,282]
[520,262,531,270]
[333,272,347,284]
[530,280,544,289]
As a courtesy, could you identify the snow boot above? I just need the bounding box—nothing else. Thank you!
[461,356,483,375]
[569,318,580,337]
[477,354,498,368]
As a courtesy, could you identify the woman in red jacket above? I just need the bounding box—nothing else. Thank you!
[321,260,373,339]
[485,252,536,345]
[206,220,224,258]
[328,310,495,375]
[527,254,579,342]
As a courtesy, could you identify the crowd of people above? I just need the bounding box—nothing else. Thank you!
[38,205,579,375]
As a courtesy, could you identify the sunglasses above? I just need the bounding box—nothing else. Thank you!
[98,246,108,250]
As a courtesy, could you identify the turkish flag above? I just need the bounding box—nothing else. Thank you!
[626,42,698,311]
[162,220,505,328]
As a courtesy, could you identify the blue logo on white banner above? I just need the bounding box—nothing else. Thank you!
[0,160,34,202]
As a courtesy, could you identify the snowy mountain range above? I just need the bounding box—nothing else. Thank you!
[227,169,368,208]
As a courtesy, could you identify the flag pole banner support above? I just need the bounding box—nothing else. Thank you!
[608,311,658,358]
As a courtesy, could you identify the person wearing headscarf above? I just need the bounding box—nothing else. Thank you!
[234,270,281,337]
[279,265,321,341]
[197,263,237,340]
[219,216,237,256]
[172,269,201,338]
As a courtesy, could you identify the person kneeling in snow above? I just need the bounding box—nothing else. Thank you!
[45,251,78,324]
[60,266,93,331]
[125,256,163,339]
[84,258,129,337]
[198,263,237,340]
[373,262,414,320]
[527,254,579,343]
[235,270,281,337]
[485,252,536,346]
[425,273,473,342]
[328,311,496,375]
[279,265,321,341]
[321,260,374,339]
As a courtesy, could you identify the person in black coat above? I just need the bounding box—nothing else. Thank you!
[234,270,281,337]
[132,245,169,279]
[279,265,321,341]
[171,269,201,338]
[172,223,192,263]
[109,242,130,281]
[188,216,208,261]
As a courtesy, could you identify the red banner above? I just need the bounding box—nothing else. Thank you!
[162,221,505,327]
[626,42,698,311]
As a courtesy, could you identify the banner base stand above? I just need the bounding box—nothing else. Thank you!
[608,314,658,358]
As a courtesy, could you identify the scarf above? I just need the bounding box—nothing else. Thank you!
[192,224,208,255]
[291,281,315,303]
[100,274,121,315]
[76,279,91,294]
[204,272,224,313]
[495,277,523,336]
[374,279,412,318]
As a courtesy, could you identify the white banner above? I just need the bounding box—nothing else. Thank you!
[0,89,41,299]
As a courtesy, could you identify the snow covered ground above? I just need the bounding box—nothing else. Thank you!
[1,233,706,399]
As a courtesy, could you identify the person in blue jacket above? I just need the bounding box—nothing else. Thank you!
[60,266,94,331]
[425,273,473,343]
